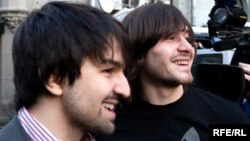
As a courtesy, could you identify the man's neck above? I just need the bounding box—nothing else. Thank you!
[27,95,85,141]
[140,82,184,105]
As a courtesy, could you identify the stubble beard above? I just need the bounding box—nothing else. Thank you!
[63,96,115,136]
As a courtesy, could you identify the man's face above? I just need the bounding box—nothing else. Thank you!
[140,31,195,86]
[62,45,130,134]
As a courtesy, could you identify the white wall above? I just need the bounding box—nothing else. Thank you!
[173,0,214,27]
[192,0,214,27]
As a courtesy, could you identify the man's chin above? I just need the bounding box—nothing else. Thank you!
[183,75,194,84]
[94,122,115,135]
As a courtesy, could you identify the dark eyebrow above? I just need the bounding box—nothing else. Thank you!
[176,26,190,33]
[101,58,125,68]
[176,29,189,34]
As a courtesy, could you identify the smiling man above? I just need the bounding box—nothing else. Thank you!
[94,3,249,141]
[0,1,131,141]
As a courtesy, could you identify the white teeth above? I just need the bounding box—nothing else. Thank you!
[104,103,115,111]
[175,61,188,65]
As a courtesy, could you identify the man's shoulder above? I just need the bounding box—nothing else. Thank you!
[187,85,249,123]
[186,85,243,112]
[187,85,234,102]
[0,115,30,141]
[187,85,237,105]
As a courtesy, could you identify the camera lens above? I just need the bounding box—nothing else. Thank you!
[213,8,228,24]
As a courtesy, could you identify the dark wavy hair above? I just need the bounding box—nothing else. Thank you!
[122,3,195,100]
[12,1,131,111]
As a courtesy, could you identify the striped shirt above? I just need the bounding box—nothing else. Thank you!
[17,107,96,141]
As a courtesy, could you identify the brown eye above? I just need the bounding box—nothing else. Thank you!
[103,68,114,74]
[167,36,176,41]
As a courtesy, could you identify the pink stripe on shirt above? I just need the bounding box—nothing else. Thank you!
[17,107,96,141]
[17,107,61,141]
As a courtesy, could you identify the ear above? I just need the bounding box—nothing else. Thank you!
[45,75,63,96]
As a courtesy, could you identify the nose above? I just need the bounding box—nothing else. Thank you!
[178,37,194,51]
[113,72,131,99]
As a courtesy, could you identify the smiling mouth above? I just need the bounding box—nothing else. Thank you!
[173,60,190,66]
[102,102,117,122]
[174,60,189,65]
[103,103,116,111]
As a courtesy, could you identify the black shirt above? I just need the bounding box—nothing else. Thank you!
[94,86,249,141]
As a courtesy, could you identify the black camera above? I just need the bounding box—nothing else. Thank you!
[204,0,250,97]
[208,1,247,38]
[207,0,249,64]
